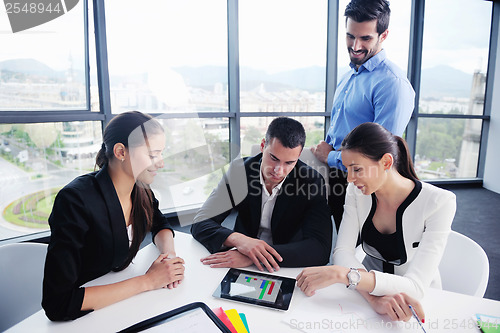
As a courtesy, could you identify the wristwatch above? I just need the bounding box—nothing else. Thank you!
[347,268,361,290]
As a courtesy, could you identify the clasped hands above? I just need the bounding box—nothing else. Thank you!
[145,252,185,290]
[200,233,283,273]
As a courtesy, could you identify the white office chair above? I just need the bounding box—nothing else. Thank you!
[349,231,489,298]
[438,231,489,297]
[0,242,47,331]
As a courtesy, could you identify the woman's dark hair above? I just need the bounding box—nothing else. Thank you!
[340,122,418,181]
[265,117,306,149]
[95,111,164,270]
[345,0,391,35]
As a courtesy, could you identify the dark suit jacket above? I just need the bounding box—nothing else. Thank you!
[191,153,332,267]
[42,165,172,321]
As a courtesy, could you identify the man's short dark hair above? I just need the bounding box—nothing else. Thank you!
[265,117,306,149]
[345,0,391,35]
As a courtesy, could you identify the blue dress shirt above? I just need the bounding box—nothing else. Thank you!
[325,49,415,170]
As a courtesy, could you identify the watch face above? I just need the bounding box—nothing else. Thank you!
[348,270,361,283]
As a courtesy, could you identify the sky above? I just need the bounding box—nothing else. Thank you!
[0,1,86,71]
[0,0,493,75]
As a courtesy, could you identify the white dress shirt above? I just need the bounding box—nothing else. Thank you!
[257,164,286,245]
[127,224,133,248]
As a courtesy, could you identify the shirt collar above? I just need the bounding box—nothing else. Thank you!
[259,162,286,195]
[349,49,386,73]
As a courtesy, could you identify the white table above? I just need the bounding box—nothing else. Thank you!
[7,232,500,332]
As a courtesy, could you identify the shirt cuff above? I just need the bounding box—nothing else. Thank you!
[369,270,391,296]
[327,150,346,171]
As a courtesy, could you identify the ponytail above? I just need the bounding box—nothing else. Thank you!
[394,136,418,181]
[94,142,108,171]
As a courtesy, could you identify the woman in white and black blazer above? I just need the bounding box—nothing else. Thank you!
[297,122,456,323]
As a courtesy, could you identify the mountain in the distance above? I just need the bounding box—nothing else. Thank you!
[173,64,474,98]
[0,58,86,82]
[1,58,474,99]
[420,65,473,99]
[0,58,61,77]
[172,65,326,92]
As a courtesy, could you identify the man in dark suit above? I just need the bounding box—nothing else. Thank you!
[191,117,332,272]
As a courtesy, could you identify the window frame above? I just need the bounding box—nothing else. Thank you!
[405,0,493,185]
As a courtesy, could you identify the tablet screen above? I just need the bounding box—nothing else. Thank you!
[141,308,222,333]
[118,302,232,333]
[213,268,296,311]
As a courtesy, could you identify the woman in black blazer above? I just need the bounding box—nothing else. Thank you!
[42,111,185,321]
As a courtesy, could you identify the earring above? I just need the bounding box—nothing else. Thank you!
[121,159,124,162]
[385,168,388,173]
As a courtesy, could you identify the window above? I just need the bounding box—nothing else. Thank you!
[415,118,482,179]
[0,0,101,242]
[240,116,325,156]
[105,0,228,114]
[151,117,230,213]
[0,1,89,111]
[0,121,102,240]
[239,0,328,113]
[415,0,491,179]
[419,0,490,116]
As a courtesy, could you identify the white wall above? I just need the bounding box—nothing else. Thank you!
[483,7,500,194]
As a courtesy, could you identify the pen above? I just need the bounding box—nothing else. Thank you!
[409,305,427,333]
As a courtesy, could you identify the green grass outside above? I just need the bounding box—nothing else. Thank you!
[3,188,59,229]
[429,161,446,171]
[37,194,56,216]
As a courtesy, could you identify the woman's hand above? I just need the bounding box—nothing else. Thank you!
[296,266,342,296]
[145,254,185,290]
[368,292,425,322]
[163,252,184,289]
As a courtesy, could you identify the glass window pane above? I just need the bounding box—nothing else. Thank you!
[240,116,325,157]
[337,0,411,80]
[0,121,102,241]
[419,0,491,115]
[239,0,328,113]
[0,1,88,111]
[88,0,100,112]
[415,118,482,180]
[105,0,228,114]
[151,117,230,215]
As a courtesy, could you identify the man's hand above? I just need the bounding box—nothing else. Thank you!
[311,140,333,164]
[200,249,253,268]
[224,233,282,272]
[368,293,425,322]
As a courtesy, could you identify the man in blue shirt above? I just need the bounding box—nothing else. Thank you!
[312,0,415,231]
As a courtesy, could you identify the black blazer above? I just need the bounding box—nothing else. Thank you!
[42,165,172,321]
[191,153,332,267]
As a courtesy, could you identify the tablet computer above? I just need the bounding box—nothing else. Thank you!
[118,302,232,333]
[212,268,296,311]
